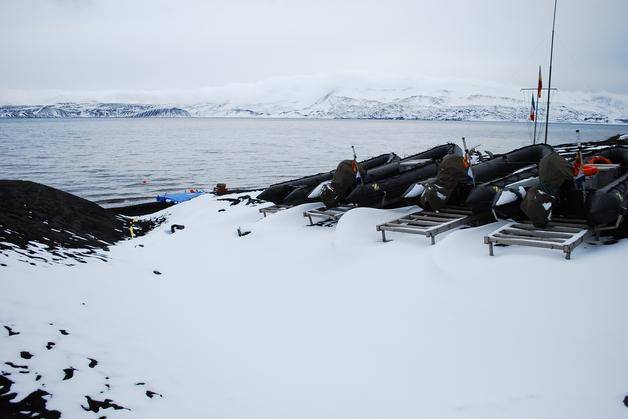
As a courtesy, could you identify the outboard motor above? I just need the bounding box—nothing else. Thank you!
[491,178,539,221]
[320,160,365,208]
[520,152,573,228]
[403,154,469,210]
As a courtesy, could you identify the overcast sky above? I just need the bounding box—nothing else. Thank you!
[1,0,627,102]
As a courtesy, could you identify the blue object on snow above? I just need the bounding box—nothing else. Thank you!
[156,191,205,204]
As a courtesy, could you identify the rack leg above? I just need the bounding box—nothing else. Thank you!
[430,235,436,245]
[307,215,314,226]
[381,230,388,243]
[488,242,494,256]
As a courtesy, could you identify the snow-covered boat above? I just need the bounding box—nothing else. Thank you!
[257,152,398,204]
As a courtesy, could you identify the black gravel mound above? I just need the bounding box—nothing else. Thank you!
[0,180,160,265]
[0,375,61,419]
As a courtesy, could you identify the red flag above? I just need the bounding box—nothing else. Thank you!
[529,95,536,121]
[537,66,543,98]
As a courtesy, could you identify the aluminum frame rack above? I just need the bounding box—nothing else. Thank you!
[376,206,474,245]
[303,204,357,226]
[259,204,293,217]
[484,219,590,260]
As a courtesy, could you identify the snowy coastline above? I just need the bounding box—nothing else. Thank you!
[2,191,628,418]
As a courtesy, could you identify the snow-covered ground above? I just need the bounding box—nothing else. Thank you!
[2,192,628,418]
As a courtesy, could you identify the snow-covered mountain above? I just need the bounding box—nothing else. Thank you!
[2,74,627,123]
[0,103,190,118]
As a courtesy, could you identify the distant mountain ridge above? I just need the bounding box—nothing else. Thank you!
[2,78,628,123]
[0,103,190,118]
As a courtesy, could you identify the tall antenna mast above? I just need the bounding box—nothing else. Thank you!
[543,0,558,144]
[520,83,557,144]
[533,92,538,145]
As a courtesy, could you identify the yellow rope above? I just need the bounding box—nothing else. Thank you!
[129,217,137,239]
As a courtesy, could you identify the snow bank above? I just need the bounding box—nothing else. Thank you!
[1,192,628,418]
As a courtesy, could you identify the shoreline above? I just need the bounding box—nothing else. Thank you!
[1,116,628,125]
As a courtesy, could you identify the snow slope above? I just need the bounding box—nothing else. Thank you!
[1,192,628,418]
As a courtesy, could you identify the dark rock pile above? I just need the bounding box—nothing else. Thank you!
[0,374,61,419]
[0,180,160,265]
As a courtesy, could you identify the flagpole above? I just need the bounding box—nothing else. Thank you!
[533,66,541,144]
[532,94,538,145]
[543,0,558,145]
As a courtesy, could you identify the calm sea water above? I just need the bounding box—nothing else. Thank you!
[0,118,625,206]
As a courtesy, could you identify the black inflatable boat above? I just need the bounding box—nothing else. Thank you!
[257,152,398,205]
[586,147,628,226]
[345,143,462,208]
[460,144,554,215]
[491,145,628,228]
[476,138,628,220]
[283,143,462,206]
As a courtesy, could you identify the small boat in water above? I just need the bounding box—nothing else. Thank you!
[257,152,398,205]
